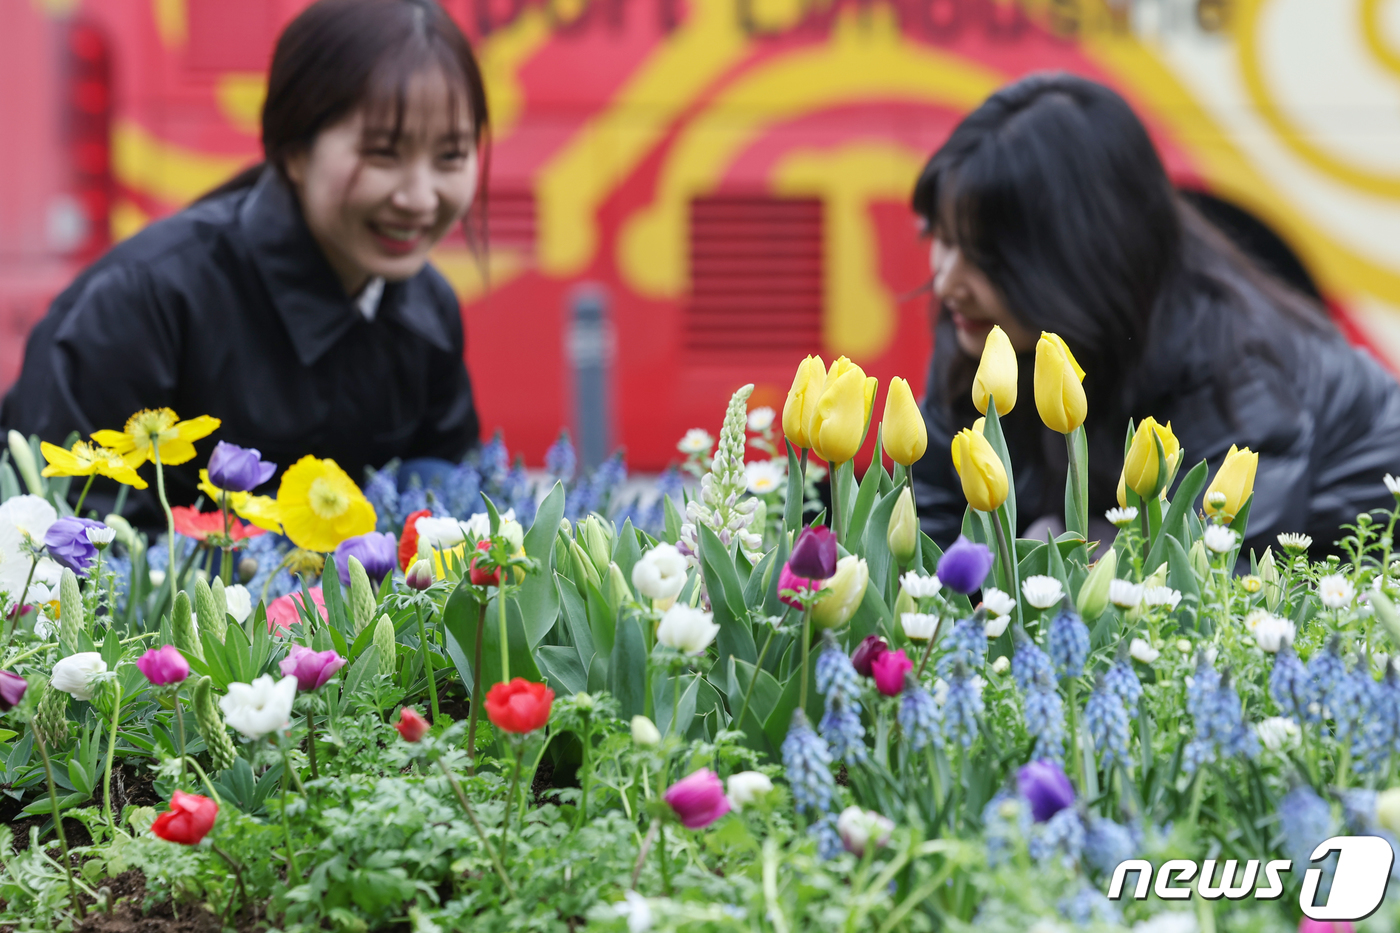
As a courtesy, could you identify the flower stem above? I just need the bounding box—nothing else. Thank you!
[437,758,516,897]
[735,620,782,735]
[102,679,123,836]
[209,842,247,924]
[153,445,177,624]
[467,602,486,775]
[305,711,319,781]
[415,603,440,724]
[277,742,302,885]
[575,725,591,828]
[498,585,510,684]
[4,556,39,650]
[658,823,672,896]
[34,731,84,919]
[1064,677,1082,793]
[172,692,187,791]
[797,608,813,713]
[916,633,938,680]
[73,474,95,517]
[501,740,523,853]
[631,820,658,890]
[831,463,845,546]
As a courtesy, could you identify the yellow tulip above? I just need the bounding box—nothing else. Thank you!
[811,556,870,629]
[1123,417,1181,500]
[972,325,1017,416]
[1204,445,1258,522]
[809,363,868,465]
[950,427,1008,513]
[882,377,928,466]
[972,417,986,435]
[1033,332,1087,434]
[1117,467,1127,509]
[781,355,826,449]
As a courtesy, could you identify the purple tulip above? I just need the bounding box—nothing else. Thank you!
[207,441,276,493]
[44,517,104,576]
[0,670,27,711]
[136,645,190,686]
[1017,759,1076,822]
[663,768,731,829]
[850,634,888,678]
[788,526,837,580]
[334,532,398,588]
[936,536,994,595]
[279,645,346,691]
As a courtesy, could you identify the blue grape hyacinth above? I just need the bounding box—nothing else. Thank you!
[1085,678,1131,769]
[899,677,942,752]
[782,710,836,816]
[1047,606,1089,679]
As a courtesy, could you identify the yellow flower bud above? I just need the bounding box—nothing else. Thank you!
[1204,445,1258,523]
[811,556,870,629]
[972,325,1018,416]
[1116,467,1127,509]
[1033,332,1087,434]
[1122,417,1180,500]
[1378,787,1400,836]
[882,377,927,466]
[887,487,919,565]
[972,417,985,435]
[1076,548,1117,621]
[950,427,1008,513]
[808,363,868,465]
[782,355,826,450]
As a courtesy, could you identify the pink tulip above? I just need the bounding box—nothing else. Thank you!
[777,564,820,609]
[136,645,190,686]
[871,648,913,697]
[663,768,731,829]
[279,645,346,691]
[1299,921,1355,933]
[266,587,328,632]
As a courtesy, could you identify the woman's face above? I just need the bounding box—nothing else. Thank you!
[285,67,479,295]
[930,236,1037,357]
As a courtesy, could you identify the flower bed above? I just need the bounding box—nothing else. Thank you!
[0,343,1396,931]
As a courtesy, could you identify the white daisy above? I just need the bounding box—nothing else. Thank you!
[1105,506,1139,528]
[1317,574,1355,609]
[899,572,942,599]
[743,460,785,495]
[746,407,775,433]
[980,587,1016,618]
[677,429,714,455]
[1142,586,1182,610]
[1108,579,1143,610]
[1277,533,1312,553]
[1020,575,1064,610]
[1202,525,1239,554]
[1129,638,1159,664]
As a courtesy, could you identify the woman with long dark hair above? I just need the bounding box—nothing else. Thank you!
[2,0,487,524]
[911,72,1400,555]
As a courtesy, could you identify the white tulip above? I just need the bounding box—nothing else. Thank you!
[1202,525,1238,554]
[655,604,718,655]
[1253,614,1296,653]
[899,572,941,599]
[726,770,774,810]
[414,516,467,551]
[900,612,940,642]
[219,674,298,740]
[1021,575,1064,610]
[225,584,253,624]
[632,544,689,608]
[1317,574,1355,609]
[1129,638,1160,665]
[50,652,107,701]
[1256,716,1300,753]
[1109,579,1143,610]
[983,613,1010,638]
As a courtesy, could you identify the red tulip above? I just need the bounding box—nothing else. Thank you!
[395,707,429,742]
[151,791,218,845]
[871,648,913,697]
[398,509,433,572]
[469,540,501,587]
[484,678,554,734]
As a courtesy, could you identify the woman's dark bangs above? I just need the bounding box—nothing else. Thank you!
[359,35,476,149]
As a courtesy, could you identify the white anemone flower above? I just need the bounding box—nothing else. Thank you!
[1142,586,1183,610]
[1108,579,1143,609]
[1105,507,1139,527]
[0,495,62,605]
[981,587,1016,618]
[50,652,108,701]
[677,429,714,455]
[1129,638,1160,664]
[899,572,942,599]
[1253,614,1296,653]
[743,460,785,495]
[631,544,688,607]
[656,604,719,655]
[225,584,253,624]
[1021,575,1064,610]
[726,771,774,810]
[1256,716,1301,753]
[746,407,776,433]
[983,613,1010,638]
[219,674,298,740]
[1202,525,1239,554]
[1317,574,1355,609]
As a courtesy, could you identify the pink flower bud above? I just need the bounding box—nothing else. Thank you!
[870,648,913,697]
[663,768,731,829]
[136,645,190,686]
[278,645,346,691]
[405,559,435,591]
[777,563,819,609]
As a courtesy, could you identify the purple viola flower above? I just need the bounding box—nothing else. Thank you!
[0,670,27,711]
[207,442,277,493]
[44,517,104,576]
[936,536,994,595]
[136,645,190,686]
[280,645,346,691]
[334,532,398,587]
[1018,759,1076,823]
[789,525,837,580]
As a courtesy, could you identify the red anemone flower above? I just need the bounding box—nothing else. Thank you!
[398,509,433,571]
[151,791,218,845]
[484,678,554,734]
[171,506,264,543]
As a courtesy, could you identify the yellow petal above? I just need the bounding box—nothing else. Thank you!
[1033,332,1087,434]
[954,428,1008,512]
[174,414,222,442]
[972,325,1018,416]
[153,437,199,466]
[881,377,928,466]
[809,367,867,465]
[91,429,137,455]
[40,442,93,477]
[96,458,149,490]
[781,355,826,450]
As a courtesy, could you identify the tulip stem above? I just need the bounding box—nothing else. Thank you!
[437,758,516,898]
[209,842,247,925]
[34,730,84,919]
[467,602,486,775]
[990,514,1015,607]
[1065,432,1086,540]
[102,679,123,836]
[831,463,846,546]
[798,608,813,713]
[498,585,510,684]
[173,692,187,791]
[415,603,440,724]
[735,615,784,736]
[277,742,303,886]
[73,474,95,517]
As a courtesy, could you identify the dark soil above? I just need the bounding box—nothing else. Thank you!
[5,762,162,853]
[0,869,263,933]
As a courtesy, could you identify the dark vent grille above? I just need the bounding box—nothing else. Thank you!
[686,196,823,356]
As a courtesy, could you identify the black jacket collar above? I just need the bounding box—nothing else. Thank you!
[239,168,455,365]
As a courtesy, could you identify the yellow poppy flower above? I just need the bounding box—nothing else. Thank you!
[198,470,282,533]
[92,408,221,468]
[40,440,148,489]
[276,455,376,552]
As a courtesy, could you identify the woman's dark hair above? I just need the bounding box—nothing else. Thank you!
[911,71,1330,430]
[203,0,489,223]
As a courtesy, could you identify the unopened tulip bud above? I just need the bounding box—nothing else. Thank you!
[1076,549,1117,621]
[882,377,928,466]
[1204,445,1258,523]
[972,325,1017,417]
[606,562,632,610]
[782,355,827,450]
[405,560,435,591]
[581,517,613,578]
[1033,332,1087,434]
[1189,539,1210,579]
[887,488,918,565]
[1123,417,1180,500]
[811,556,870,629]
[809,359,869,465]
[950,427,1008,513]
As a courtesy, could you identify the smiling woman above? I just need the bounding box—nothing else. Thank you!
[0,0,490,529]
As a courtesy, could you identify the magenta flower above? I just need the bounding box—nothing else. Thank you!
[788,526,837,580]
[870,648,912,697]
[777,563,820,609]
[0,670,27,711]
[850,634,889,678]
[207,442,276,493]
[936,536,994,595]
[1017,759,1076,822]
[663,768,731,829]
[1298,921,1355,933]
[136,645,190,686]
[279,645,346,691]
